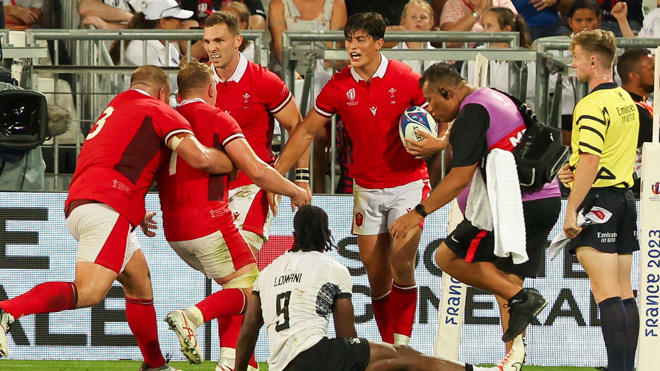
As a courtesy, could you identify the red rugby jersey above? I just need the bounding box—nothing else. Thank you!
[314,55,428,189]
[213,53,292,189]
[66,89,193,227]
[156,100,245,241]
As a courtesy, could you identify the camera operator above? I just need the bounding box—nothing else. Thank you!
[0,74,70,191]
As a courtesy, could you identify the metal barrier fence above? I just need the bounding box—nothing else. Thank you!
[534,36,660,125]
[3,30,657,192]
[15,29,264,189]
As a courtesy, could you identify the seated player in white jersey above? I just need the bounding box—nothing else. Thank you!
[234,205,500,371]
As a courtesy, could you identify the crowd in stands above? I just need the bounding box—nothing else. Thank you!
[0,0,658,192]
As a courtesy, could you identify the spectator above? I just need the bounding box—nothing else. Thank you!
[560,0,602,146]
[440,0,517,33]
[109,0,192,106]
[598,0,643,36]
[3,0,41,30]
[612,0,660,38]
[78,0,140,29]
[345,0,424,26]
[222,2,254,60]
[180,0,266,29]
[394,0,443,74]
[462,8,537,108]
[269,0,347,75]
[510,0,568,39]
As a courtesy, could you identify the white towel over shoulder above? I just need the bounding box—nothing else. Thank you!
[465,149,528,264]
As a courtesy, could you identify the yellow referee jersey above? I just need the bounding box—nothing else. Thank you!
[569,83,639,189]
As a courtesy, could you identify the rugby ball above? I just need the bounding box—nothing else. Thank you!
[399,106,438,145]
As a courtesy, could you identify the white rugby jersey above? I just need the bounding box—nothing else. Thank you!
[254,250,352,371]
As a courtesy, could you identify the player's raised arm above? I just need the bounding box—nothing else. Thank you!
[333,297,358,339]
[275,109,329,176]
[224,137,309,208]
[168,133,235,175]
[234,293,264,371]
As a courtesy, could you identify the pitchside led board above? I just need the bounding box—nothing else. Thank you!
[0,193,641,367]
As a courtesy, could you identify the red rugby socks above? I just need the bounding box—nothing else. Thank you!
[126,297,165,369]
[0,282,78,318]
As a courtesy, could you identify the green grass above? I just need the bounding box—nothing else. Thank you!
[0,361,599,371]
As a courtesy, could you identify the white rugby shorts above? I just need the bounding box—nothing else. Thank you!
[168,227,256,280]
[352,179,430,235]
[228,183,273,250]
[66,203,140,274]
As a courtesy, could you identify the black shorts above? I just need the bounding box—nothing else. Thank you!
[283,337,371,371]
[569,188,639,255]
[445,197,561,277]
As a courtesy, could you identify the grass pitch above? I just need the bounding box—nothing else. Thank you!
[0,360,599,370]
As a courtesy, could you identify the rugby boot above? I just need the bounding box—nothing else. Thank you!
[497,334,525,371]
[0,309,15,358]
[138,361,183,371]
[215,357,258,371]
[502,289,547,342]
[165,310,202,364]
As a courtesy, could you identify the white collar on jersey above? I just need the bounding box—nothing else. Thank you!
[350,53,388,83]
[178,97,207,107]
[131,88,151,97]
[213,52,249,84]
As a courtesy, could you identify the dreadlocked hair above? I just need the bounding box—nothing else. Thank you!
[291,205,335,252]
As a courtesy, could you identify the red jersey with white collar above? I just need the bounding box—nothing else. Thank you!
[213,53,292,189]
[66,89,193,227]
[157,100,245,241]
[314,55,428,189]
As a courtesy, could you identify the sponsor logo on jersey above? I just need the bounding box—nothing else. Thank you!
[112,179,130,194]
[370,106,377,116]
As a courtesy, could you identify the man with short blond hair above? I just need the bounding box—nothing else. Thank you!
[563,29,640,371]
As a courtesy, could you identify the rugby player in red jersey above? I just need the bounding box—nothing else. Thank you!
[273,12,432,346]
[0,66,235,371]
[187,11,311,369]
[154,62,308,370]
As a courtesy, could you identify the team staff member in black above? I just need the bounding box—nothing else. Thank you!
[563,29,640,371]
[616,48,655,196]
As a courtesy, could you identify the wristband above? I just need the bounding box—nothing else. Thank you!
[295,168,310,175]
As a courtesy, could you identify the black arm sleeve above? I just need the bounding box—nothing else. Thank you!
[449,104,490,168]
[637,104,654,148]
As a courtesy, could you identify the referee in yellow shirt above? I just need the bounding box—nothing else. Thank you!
[563,30,639,371]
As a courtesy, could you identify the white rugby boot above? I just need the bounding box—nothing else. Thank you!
[138,361,183,371]
[215,348,258,371]
[0,310,15,358]
[497,334,526,371]
[165,310,202,364]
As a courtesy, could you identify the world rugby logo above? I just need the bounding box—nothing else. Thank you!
[347,88,356,101]
[652,182,660,195]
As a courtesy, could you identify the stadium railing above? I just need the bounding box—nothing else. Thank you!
[534,36,660,125]
[17,29,264,190]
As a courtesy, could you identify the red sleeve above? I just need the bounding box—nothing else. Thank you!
[314,80,337,118]
[261,69,293,114]
[152,104,194,145]
[215,112,246,147]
